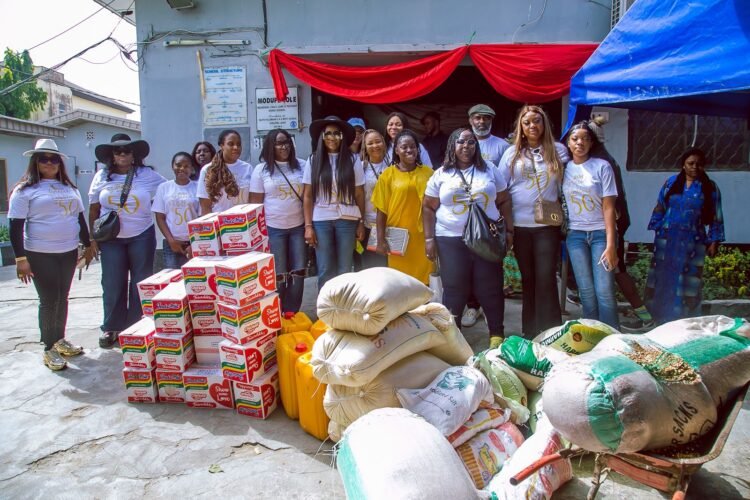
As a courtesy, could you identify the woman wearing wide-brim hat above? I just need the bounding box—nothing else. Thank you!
[302,116,366,291]
[8,138,97,370]
[88,133,166,348]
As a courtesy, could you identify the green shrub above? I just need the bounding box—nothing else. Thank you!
[0,225,8,243]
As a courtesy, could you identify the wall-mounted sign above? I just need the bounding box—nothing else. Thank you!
[203,66,247,126]
[255,87,299,131]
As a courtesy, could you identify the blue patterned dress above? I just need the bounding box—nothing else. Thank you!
[644,175,724,324]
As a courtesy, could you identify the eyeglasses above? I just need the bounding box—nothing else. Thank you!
[323,131,343,139]
[274,140,292,148]
[456,139,477,146]
[38,155,62,165]
[113,148,133,155]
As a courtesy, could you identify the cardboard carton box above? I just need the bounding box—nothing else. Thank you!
[154,331,196,371]
[137,269,183,317]
[215,252,276,307]
[155,369,185,403]
[189,301,222,335]
[183,364,234,409]
[153,282,192,335]
[218,203,267,251]
[119,317,156,370]
[225,236,271,256]
[233,367,279,419]
[181,256,230,302]
[218,331,278,383]
[123,368,158,403]
[188,213,222,257]
[194,330,223,365]
[218,293,281,345]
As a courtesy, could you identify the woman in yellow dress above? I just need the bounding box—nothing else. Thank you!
[371,129,434,284]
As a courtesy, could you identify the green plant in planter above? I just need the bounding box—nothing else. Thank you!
[703,247,750,299]
[0,224,9,243]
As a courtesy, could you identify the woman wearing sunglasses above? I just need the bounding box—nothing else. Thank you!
[302,116,366,291]
[498,105,569,338]
[88,134,166,348]
[8,139,96,370]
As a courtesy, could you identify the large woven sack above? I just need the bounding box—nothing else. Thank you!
[310,312,445,387]
[457,422,526,488]
[317,267,432,336]
[397,366,493,436]
[410,302,474,365]
[500,336,571,391]
[534,319,619,355]
[472,350,530,424]
[337,408,483,500]
[543,342,717,453]
[323,352,450,427]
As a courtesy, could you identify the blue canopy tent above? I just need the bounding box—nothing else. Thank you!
[565,0,750,131]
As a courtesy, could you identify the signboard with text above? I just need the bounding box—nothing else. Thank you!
[202,66,247,126]
[255,87,299,131]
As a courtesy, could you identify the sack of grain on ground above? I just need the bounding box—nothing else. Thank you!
[410,302,474,365]
[447,401,511,448]
[472,349,530,424]
[534,318,619,355]
[457,422,526,489]
[499,336,571,391]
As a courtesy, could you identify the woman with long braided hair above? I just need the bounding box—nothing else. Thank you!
[197,129,252,214]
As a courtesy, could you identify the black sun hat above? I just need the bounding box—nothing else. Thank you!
[309,115,355,144]
[95,133,150,163]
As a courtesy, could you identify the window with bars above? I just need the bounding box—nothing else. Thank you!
[627,110,750,171]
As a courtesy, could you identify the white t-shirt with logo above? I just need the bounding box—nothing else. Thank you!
[9,180,84,253]
[478,134,511,166]
[88,167,166,238]
[424,165,507,237]
[151,180,200,241]
[498,143,570,227]
[362,160,388,227]
[249,159,305,229]
[302,153,365,222]
[563,157,618,231]
[196,159,252,213]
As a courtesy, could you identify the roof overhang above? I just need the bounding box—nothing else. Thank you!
[42,110,141,132]
[0,115,66,138]
[92,0,135,26]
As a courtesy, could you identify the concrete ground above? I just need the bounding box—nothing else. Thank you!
[0,261,747,499]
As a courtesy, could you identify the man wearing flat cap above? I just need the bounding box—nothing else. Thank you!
[468,104,509,168]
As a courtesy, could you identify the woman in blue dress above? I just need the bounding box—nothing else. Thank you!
[644,147,724,324]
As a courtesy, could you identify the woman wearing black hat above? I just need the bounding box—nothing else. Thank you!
[302,116,366,291]
[88,133,166,348]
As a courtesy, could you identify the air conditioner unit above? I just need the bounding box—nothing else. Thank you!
[611,0,637,28]
[166,0,195,10]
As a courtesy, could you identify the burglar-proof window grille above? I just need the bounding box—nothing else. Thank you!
[627,110,750,171]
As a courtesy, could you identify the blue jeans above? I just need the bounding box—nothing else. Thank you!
[268,224,307,313]
[436,236,505,335]
[99,225,156,332]
[566,229,620,329]
[162,238,189,269]
[313,219,358,291]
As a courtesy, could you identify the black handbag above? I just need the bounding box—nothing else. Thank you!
[92,167,134,242]
[456,167,506,263]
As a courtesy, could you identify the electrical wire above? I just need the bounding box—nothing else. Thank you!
[26,0,116,51]
[512,0,550,43]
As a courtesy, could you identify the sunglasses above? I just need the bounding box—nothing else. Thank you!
[38,155,62,165]
[323,131,343,139]
[456,139,478,146]
[113,148,133,155]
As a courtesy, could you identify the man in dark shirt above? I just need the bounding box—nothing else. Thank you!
[421,111,448,168]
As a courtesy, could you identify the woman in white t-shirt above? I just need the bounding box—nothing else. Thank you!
[249,129,306,314]
[354,129,388,270]
[152,152,200,269]
[423,127,514,349]
[383,112,433,169]
[197,129,252,215]
[498,105,569,337]
[562,122,619,329]
[89,134,166,348]
[9,139,96,371]
[302,116,366,291]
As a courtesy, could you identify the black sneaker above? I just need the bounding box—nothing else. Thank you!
[620,318,655,333]
[99,331,120,348]
[566,292,581,306]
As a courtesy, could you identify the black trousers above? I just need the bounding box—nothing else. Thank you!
[26,249,78,350]
[514,226,561,337]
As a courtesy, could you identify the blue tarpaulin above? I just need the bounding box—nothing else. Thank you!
[566,0,750,130]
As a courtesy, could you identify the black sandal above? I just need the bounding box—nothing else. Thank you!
[99,331,119,348]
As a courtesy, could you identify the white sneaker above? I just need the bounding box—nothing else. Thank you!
[461,307,482,327]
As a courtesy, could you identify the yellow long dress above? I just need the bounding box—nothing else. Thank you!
[371,165,434,284]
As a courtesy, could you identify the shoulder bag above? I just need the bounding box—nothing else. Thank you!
[274,164,317,277]
[92,167,135,242]
[455,167,506,263]
[528,151,564,226]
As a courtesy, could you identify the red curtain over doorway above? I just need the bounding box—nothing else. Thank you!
[268,43,597,104]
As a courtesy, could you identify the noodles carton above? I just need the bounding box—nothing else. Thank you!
[215,252,276,307]
[233,366,279,419]
[154,330,196,372]
[137,269,183,317]
[155,369,185,403]
[218,331,278,383]
[123,368,158,403]
[188,301,222,335]
[218,292,281,345]
[182,256,230,302]
[194,330,223,364]
[153,282,192,335]
[218,203,267,251]
[226,236,271,256]
[183,364,235,409]
[119,317,156,370]
[188,213,222,257]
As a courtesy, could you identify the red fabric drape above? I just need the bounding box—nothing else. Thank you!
[269,47,468,104]
[268,43,597,104]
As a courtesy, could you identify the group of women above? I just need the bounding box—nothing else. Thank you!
[10,105,725,370]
